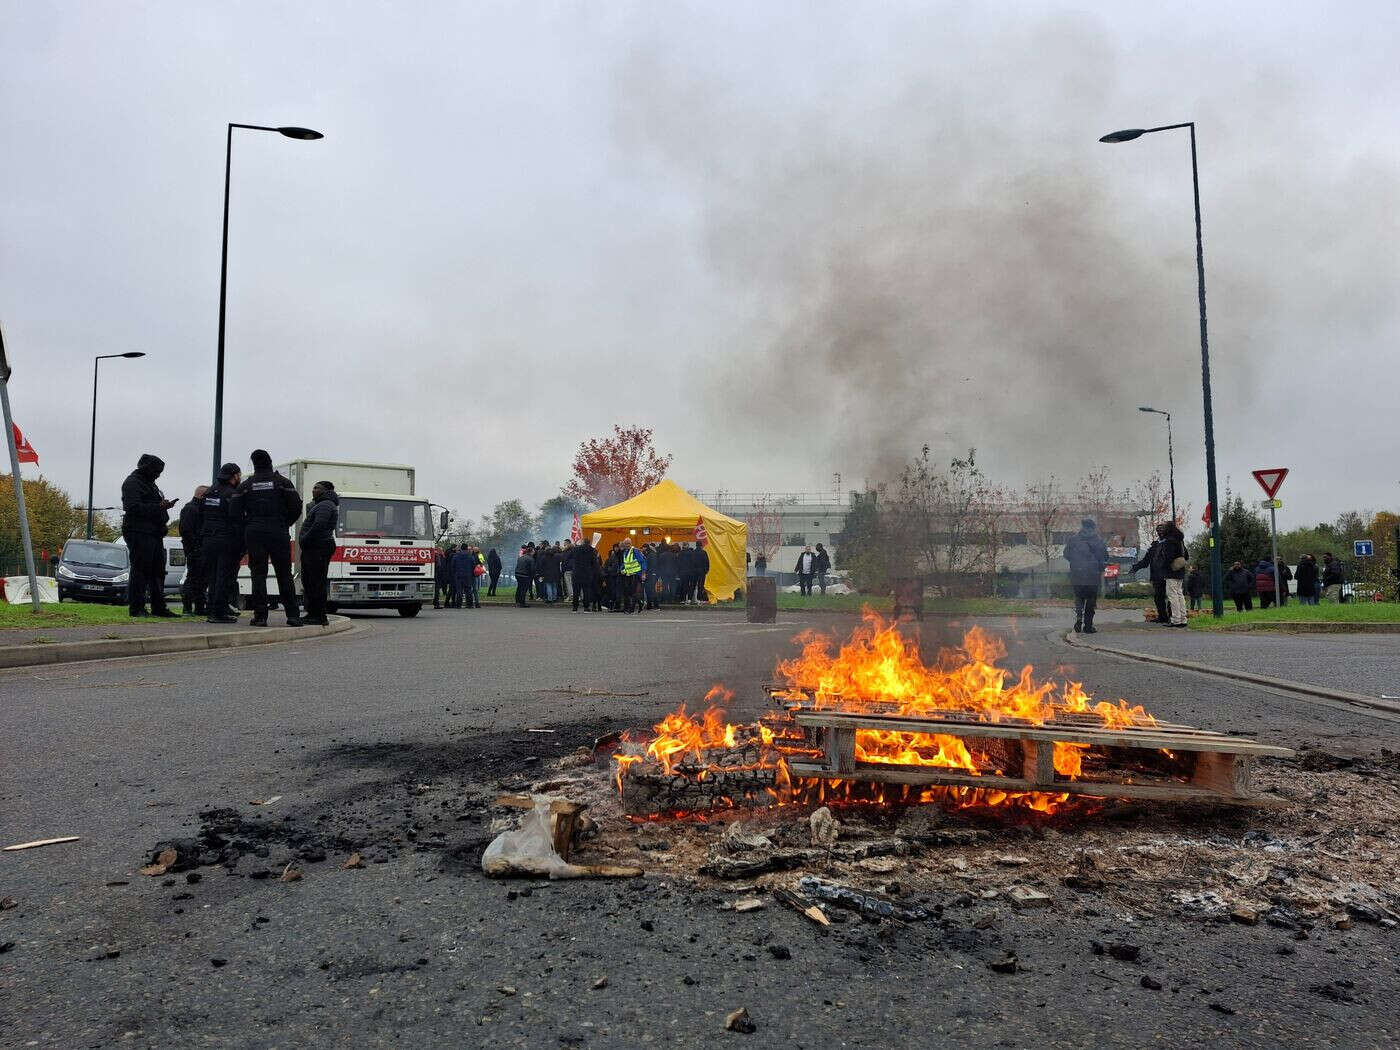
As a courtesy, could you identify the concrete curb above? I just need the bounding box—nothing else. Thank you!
[0,615,355,669]
[1062,630,1400,718]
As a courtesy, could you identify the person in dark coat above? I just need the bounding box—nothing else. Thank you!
[237,449,303,627]
[794,546,817,597]
[435,544,456,609]
[1225,561,1254,612]
[571,540,601,612]
[120,453,179,617]
[543,543,564,603]
[514,545,535,607]
[693,542,711,603]
[178,485,208,615]
[814,543,832,595]
[1274,557,1293,607]
[1160,524,1188,626]
[297,481,338,625]
[1185,564,1206,611]
[755,553,767,576]
[1062,517,1108,633]
[450,546,476,609]
[1132,524,1169,624]
[486,548,502,596]
[201,463,244,623]
[1321,552,1345,602]
[1254,558,1278,609]
[1295,554,1319,606]
[602,547,622,610]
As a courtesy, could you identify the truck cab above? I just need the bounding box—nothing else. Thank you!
[324,490,437,614]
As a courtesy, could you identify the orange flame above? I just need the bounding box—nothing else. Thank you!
[614,612,1170,816]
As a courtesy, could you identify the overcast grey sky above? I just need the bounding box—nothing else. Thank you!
[3,1,1396,532]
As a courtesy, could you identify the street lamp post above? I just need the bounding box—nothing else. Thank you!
[1137,406,1176,525]
[212,123,323,481]
[88,351,146,539]
[1102,122,1224,617]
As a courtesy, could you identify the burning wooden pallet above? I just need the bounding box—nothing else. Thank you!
[785,706,1294,804]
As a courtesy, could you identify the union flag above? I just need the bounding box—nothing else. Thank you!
[693,516,707,547]
[12,422,37,465]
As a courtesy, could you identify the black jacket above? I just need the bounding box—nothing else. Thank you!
[1185,568,1205,598]
[238,469,302,532]
[120,454,169,537]
[1225,567,1254,596]
[515,552,535,578]
[1322,559,1344,586]
[814,548,831,573]
[794,550,817,575]
[1063,525,1109,588]
[200,480,241,541]
[572,543,601,582]
[178,498,205,553]
[694,546,710,578]
[1132,539,1164,581]
[1160,529,1187,581]
[1295,558,1319,595]
[298,491,339,549]
[487,549,502,576]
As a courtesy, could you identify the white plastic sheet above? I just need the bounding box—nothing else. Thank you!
[2,575,59,604]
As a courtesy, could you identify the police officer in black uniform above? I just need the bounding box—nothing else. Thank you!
[202,463,243,623]
[237,450,304,627]
[178,484,208,615]
[119,453,179,617]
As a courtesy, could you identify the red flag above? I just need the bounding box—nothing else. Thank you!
[693,515,708,547]
[570,512,583,544]
[11,422,38,465]
[1201,503,1212,527]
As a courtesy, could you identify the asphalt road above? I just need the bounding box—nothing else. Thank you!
[1072,618,1400,701]
[2,606,1398,1048]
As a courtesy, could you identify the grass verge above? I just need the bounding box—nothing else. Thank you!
[1188,602,1400,631]
[0,601,140,631]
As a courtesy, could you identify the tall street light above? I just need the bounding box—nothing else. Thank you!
[88,351,146,539]
[1101,122,1223,617]
[212,123,323,481]
[1137,405,1176,525]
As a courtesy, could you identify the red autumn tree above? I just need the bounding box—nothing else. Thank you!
[563,425,673,507]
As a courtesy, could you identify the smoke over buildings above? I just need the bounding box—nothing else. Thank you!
[609,9,1399,493]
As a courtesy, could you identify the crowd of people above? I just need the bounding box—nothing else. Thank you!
[431,535,714,614]
[1065,513,1352,630]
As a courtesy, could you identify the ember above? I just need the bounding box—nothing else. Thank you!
[614,612,1288,818]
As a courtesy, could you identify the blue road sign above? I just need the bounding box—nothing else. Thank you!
[1354,540,1374,558]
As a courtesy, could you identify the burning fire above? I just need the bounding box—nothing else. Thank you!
[614,612,1169,817]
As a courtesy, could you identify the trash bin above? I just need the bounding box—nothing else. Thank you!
[746,576,777,623]
[891,577,924,621]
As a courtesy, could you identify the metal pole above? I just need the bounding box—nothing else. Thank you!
[0,375,42,611]
[87,356,99,539]
[1269,503,1281,609]
[212,122,233,482]
[1189,124,1225,618]
[1165,413,1177,525]
[1394,525,1399,603]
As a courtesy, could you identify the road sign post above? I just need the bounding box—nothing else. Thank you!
[1252,469,1289,607]
[1353,540,1374,558]
[0,325,43,612]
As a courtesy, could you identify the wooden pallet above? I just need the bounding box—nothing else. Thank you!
[783,706,1293,805]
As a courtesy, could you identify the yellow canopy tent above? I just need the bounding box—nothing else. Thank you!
[580,480,748,601]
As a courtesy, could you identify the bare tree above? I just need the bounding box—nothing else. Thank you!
[744,497,783,561]
[893,447,989,594]
[974,482,1015,597]
[1076,466,1127,533]
[1021,477,1061,596]
[1132,469,1191,541]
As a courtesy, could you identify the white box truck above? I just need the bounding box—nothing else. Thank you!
[237,459,440,617]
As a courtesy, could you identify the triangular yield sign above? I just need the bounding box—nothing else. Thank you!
[1251,468,1288,499]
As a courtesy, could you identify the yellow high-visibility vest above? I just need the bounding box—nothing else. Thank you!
[622,549,641,576]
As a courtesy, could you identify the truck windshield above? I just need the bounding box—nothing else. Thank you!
[62,541,129,569]
[337,498,433,540]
